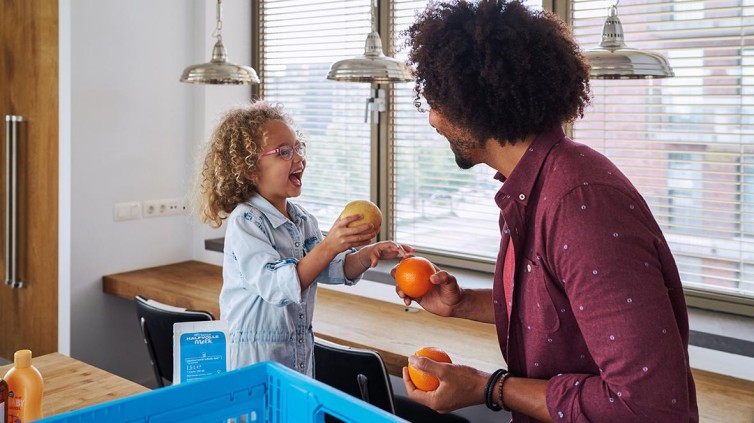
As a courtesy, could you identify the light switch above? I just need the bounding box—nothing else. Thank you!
[114,201,142,221]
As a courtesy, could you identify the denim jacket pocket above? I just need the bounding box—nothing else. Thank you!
[518,256,561,333]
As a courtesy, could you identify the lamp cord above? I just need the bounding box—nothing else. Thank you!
[213,0,223,42]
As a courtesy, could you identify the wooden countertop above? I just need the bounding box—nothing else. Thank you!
[103,260,754,422]
[0,352,148,418]
[102,260,501,375]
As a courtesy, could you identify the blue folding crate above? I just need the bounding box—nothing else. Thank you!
[38,361,405,422]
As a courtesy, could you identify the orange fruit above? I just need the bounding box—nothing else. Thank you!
[394,256,435,298]
[338,200,382,233]
[408,347,452,391]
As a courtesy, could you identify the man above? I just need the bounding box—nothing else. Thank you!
[397,1,698,422]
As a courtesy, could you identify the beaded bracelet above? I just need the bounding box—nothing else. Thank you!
[498,371,513,412]
[485,369,507,411]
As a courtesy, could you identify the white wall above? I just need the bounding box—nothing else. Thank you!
[61,0,246,384]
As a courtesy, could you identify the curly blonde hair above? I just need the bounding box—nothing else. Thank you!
[196,101,294,228]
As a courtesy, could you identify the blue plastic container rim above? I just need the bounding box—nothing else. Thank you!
[36,361,405,423]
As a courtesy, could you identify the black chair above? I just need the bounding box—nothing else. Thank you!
[314,338,469,423]
[134,295,215,387]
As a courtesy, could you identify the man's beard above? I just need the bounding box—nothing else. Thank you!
[454,154,474,170]
[448,137,476,170]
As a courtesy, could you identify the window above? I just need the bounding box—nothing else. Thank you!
[571,0,754,301]
[259,0,373,230]
[258,0,753,310]
[389,0,543,265]
[260,0,541,270]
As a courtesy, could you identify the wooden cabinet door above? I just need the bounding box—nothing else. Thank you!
[0,0,59,359]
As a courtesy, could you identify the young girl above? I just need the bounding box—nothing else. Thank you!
[196,101,411,376]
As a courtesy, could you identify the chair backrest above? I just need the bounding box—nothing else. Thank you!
[134,295,215,387]
[313,337,396,414]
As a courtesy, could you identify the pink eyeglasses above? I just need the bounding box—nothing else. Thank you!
[259,141,306,161]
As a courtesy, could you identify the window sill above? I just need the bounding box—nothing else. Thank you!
[205,237,754,359]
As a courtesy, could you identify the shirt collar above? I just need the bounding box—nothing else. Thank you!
[247,194,306,228]
[494,126,567,208]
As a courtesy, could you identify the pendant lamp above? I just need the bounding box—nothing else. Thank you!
[180,0,259,85]
[327,0,413,83]
[584,0,674,79]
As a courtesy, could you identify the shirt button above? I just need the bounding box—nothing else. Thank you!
[299,363,304,369]
[527,264,532,272]
[295,242,300,247]
[519,194,526,201]
[298,338,304,344]
[299,313,304,319]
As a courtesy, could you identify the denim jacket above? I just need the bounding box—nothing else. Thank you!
[219,194,360,376]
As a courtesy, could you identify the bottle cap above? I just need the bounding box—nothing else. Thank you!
[14,349,32,368]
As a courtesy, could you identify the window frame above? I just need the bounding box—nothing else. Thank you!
[251,0,754,317]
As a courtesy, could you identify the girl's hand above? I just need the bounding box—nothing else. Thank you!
[322,214,377,254]
[361,242,414,268]
[392,265,464,318]
[402,357,488,413]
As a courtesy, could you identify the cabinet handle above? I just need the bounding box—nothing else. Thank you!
[5,115,24,288]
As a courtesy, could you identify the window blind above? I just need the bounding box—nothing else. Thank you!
[571,0,754,298]
[389,0,543,263]
[259,0,373,230]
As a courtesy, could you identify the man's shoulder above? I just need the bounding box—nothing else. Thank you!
[539,140,635,199]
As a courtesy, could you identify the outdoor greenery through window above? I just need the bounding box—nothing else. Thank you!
[258,0,753,304]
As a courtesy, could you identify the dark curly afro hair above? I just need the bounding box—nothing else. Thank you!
[405,0,591,145]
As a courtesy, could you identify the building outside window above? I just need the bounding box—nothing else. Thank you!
[571,0,754,304]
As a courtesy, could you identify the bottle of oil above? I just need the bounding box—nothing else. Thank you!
[3,350,43,422]
[1,376,8,423]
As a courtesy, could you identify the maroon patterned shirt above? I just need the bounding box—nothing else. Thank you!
[493,127,698,422]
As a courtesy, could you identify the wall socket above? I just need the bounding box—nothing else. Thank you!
[143,198,188,217]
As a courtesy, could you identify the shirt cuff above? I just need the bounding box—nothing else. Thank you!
[545,373,591,421]
[320,248,362,286]
[264,257,303,305]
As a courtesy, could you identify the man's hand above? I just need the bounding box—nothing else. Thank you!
[393,265,464,318]
[402,355,488,413]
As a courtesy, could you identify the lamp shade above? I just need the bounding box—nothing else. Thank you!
[584,4,674,79]
[180,40,260,85]
[327,32,413,83]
